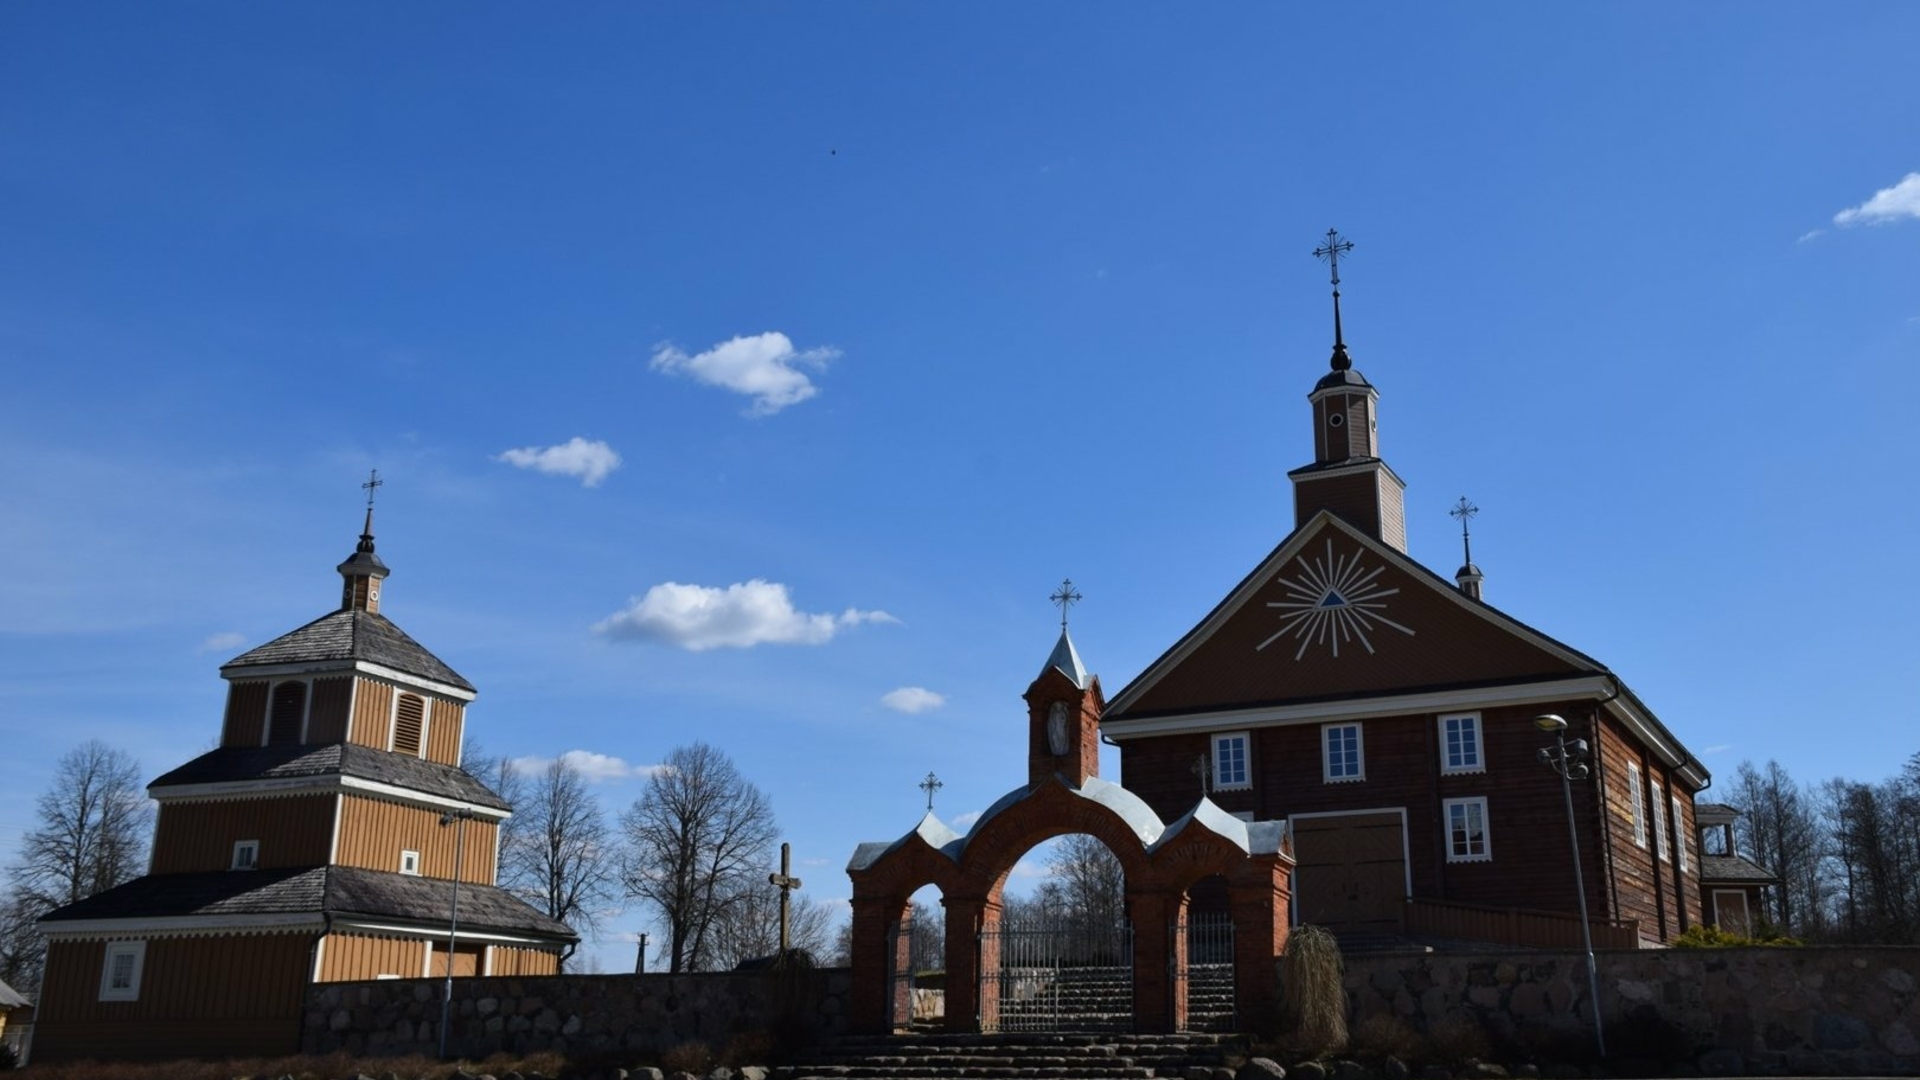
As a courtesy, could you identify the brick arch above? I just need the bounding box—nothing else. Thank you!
[951,779,1160,902]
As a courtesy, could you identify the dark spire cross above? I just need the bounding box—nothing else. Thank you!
[1313,228,1357,370]
[1049,578,1083,631]
[1450,496,1479,567]
[919,771,943,812]
[362,469,384,510]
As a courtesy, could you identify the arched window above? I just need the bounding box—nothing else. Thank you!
[267,681,306,745]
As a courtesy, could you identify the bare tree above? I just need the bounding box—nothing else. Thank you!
[1038,833,1126,933]
[706,880,837,969]
[4,739,153,994]
[502,757,618,955]
[1727,759,1822,933]
[462,736,530,882]
[618,742,778,972]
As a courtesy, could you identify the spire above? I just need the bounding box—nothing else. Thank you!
[338,470,391,613]
[1314,228,1356,372]
[1450,496,1484,600]
[1044,578,1090,688]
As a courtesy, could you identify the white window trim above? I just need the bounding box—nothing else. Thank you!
[1652,780,1670,863]
[1672,793,1690,873]
[1437,712,1485,775]
[1212,731,1252,791]
[231,839,260,871]
[1321,722,1366,783]
[1628,763,1647,847]
[400,849,421,876]
[1443,796,1492,863]
[98,940,146,1001]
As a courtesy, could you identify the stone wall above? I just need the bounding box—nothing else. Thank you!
[1343,946,1920,1075]
[302,968,850,1060]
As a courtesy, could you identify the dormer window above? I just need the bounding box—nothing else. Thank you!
[231,840,259,871]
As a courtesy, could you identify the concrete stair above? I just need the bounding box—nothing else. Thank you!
[779,1032,1245,1080]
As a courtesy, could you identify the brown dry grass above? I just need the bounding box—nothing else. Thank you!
[19,1049,568,1080]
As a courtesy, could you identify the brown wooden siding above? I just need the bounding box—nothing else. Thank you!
[350,678,394,749]
[1375,469,1406,552]
[31,934,310,1062]
[307,676,354,744]
[1293,470,1382,540]
[336,794,497,883]
[150,795,336,873]
[487,944,561,977]
[318,931,426,981]
[426,698,464,767]
[222,681,269,747]
[1594,715,1700,941]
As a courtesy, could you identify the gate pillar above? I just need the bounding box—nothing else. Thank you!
[848,896,905,1035]
[1128,891,1182,1033]
[942,894,999,1033]
[1228,857,1293,1033]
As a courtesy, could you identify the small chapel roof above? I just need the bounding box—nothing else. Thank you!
[151,742,510,810]
[222,608,474,692]
[1699,853,1778,884]
[1043,629,1090,690]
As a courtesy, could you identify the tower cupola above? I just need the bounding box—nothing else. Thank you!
[338,471,391,613]
[1024,579,1104,790]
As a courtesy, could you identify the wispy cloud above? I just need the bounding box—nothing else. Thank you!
[508,748,665,783]
[1797,229,1825,244]
[495,437,622,487]
[882,687,946,714]
[1833,172,1920,227]
[951,810,983,829]
[649,332,839,416]
[1701,743,1732,755]
[593,579,896,650]
[197,631,247,654]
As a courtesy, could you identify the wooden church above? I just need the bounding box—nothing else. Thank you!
[1103,235,1713,948]
[31,507,575,1062]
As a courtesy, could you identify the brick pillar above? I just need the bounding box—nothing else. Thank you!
[942,895,998,1033]
[1228,857,1293,1033]
[1129,892,1176,1034]
[847,896,901,1035]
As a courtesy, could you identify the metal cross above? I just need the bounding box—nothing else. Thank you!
[767,842,803,952]
[1191,753,1211,798]
[1450,496,1479,567]
[1049,578,1083,631]
[919,771,943,812]
[362,469,384,510]
[1313,228,1354,287]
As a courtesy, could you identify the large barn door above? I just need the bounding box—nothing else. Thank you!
[1291,811,1408,931]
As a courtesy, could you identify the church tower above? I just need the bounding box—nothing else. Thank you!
[1287,230,1408,552]
[33,482,575,1063]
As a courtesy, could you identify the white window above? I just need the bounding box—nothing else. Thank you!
[1443,797,1491,862]
[98,940,146,1001]
[1627,763,1647,847]
[1672,794,1689,873]
[231,839,259,871]
[400,849,421,876]
[1652,781,1669,862]
[1212,731,1251,791]
[1322,723,1364,782]
[1438,713,1484,774]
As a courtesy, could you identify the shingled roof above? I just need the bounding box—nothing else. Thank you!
[1700,853,1777,884]
[39,866,575,941]
[150,743,511,811]
[223,609,474,692]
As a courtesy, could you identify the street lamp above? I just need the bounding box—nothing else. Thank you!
[1533,714,1607,1059]
[438,807,474,1059]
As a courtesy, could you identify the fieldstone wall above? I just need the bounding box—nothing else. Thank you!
[302,969,850,1060]
[1343,946,1920,1075]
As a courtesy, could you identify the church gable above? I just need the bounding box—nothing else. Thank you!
[1108,512,1599,720]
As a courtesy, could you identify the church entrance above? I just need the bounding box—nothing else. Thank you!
[1290,809,1409,932]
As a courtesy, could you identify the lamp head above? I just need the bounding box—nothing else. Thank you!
[439,812,454,827]
[1532,713,1569,734]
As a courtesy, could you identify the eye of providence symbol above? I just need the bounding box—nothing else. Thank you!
[1258,539,1415,660]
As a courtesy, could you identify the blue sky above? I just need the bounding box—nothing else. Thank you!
[3,4,1917,972]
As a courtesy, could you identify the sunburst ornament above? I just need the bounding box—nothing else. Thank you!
[1258,539,1416,660]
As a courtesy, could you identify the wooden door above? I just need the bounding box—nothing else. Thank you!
[1292,811,1408,931]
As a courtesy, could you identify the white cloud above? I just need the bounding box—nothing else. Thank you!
[495,437,622,487]
[508,748,665,783]
[1833,172,1920,227]
[593,579,897,650]
[1796,229,1825,244]
[649,332,839,416]
[951,810,983,829]
[882,687,946,714]
[197,631,247,653]
[1701,743,1732,755]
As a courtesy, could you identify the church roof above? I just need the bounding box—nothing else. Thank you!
[0,977,27,1010]
[1043,629,1091,689]
[37,865,576,941]
[223,608,474,692]
[1700,853,1777,884]
[150,742,510,811]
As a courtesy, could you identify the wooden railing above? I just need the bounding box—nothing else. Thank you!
[1403,898,1641,950]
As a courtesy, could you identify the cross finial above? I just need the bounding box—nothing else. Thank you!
[1450,496,1479,567]
[1190,753,1211,799]
[1312,228,1356,370]
[1049,578,1083,632]
[919,771,943,812]
[362,469,384,511]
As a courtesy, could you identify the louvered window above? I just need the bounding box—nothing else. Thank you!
[393,693,425,756]
[267,682,306,745]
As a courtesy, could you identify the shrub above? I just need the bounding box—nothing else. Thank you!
[719,1031,773,1068]
[1672,923,1802,949]
[658,1041,714,1076]
[1348,1013,1422,1062]
[1422,1015,1492,1067]
[1277,924,1347,1057]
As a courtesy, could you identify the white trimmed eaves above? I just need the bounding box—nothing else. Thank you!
[220,660,477,703]
[149,775,510,820]
[41,913,323,941]
[1103,676,1617,739]
[331,919,568,948]
[1103,511,1603,718]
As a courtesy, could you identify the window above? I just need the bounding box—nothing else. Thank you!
[1212,732,1250,791]
[98,940,146,1001]
[1627,764,1647,847]
[1322,723,1364,782]
[231,839,259,871]
[266,680,306,745]
[1438,713,1483,774]
[400,849,421,876]
[1672,794,1689,873]
[392,693,426,757]
[1652,781,1669,863]
[1443,797,1491,862]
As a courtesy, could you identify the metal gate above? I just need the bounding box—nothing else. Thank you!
[887,918,943,1030]
[1170,912,1236,1032]
[978,919,1133,1032]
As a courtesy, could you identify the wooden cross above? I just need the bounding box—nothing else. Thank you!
[1049,578,1082,631]
[768,842,803,952]
[362,469,384,510]
[1450,496,1479,566]
[919,771,943,812]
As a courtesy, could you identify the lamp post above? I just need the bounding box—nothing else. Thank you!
[635,932,649,974]
[438,806,474,1059]
[1533,714,1606,1059]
